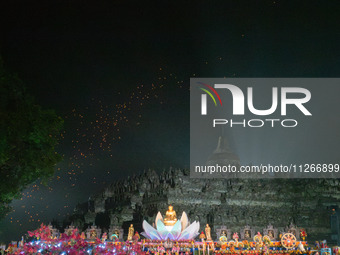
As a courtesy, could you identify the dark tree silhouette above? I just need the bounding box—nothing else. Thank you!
[0,56,63,218]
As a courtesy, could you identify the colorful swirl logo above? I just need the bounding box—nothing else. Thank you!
[198,82,222,115]
[198,82,222,106]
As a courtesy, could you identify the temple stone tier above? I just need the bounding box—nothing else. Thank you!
[67,166,340,243]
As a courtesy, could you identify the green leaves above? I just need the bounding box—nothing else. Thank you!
[0,58,63,218]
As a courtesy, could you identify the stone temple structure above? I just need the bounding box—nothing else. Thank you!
[68,137,340,244]
[206,136,240,168]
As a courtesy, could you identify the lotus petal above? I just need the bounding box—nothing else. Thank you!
[186,221,200,240]
[178,221,200,240]
[143,211,200,241]
[170,220,182,240]
[156,219,170,240]
[142,220,161,240]
[141,231,151,239]
[155,212,163,228]
[180,211,189,230]
[167,232,175,240]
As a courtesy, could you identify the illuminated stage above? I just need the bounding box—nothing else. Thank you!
[5,207,335,254]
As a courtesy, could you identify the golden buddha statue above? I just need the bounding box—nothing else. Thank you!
[127,224,134,241]
[163,205,177,226]
[205,224,212,241]
[245,230,251,239]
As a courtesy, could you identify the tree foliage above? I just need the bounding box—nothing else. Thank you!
[0,57,63,218]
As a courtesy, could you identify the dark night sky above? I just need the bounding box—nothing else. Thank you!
[0,0,339,243]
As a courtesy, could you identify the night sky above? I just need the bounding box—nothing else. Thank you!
[0,0,339,243]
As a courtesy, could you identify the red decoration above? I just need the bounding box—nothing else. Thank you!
[9,224,146,255]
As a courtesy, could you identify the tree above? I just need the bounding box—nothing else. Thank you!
[0,56,63,218]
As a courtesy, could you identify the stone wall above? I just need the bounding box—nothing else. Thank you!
[70,168,340,242]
